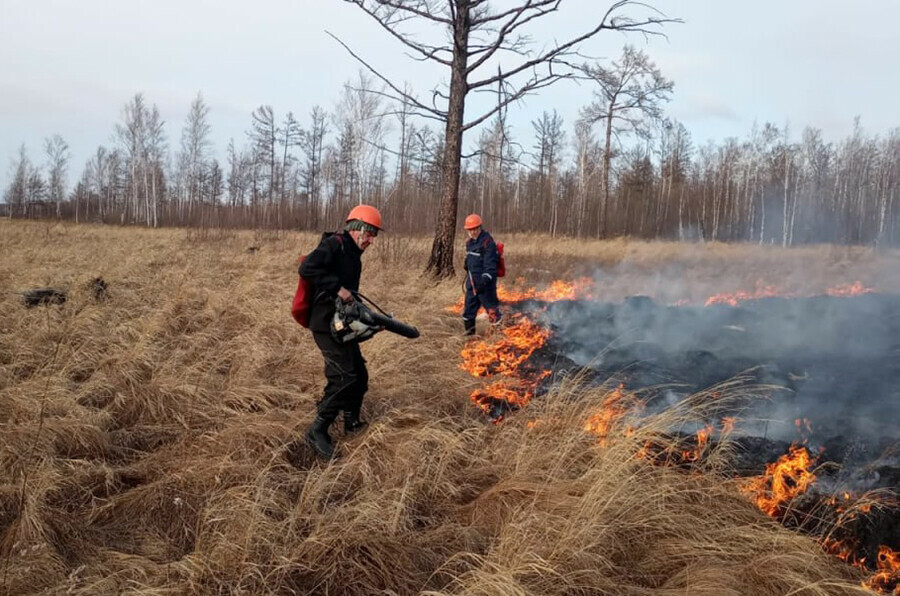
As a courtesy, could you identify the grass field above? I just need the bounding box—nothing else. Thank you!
[1,219,896,595]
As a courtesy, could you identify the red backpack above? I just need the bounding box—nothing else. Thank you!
[292,235,343,327]
[291,258,315,327]
[496,242,506,278]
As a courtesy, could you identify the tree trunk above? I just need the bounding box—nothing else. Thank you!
[426,2,469,279]
[782,151,791,247]
[600,112,613,238]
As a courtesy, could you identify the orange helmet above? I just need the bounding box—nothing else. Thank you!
[464,214,483,230]
[346,205,383,231]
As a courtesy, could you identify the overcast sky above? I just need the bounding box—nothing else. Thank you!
[2,0,898,194]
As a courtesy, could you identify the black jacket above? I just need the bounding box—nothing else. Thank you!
[464,230,499,288]
[299,231,363,333]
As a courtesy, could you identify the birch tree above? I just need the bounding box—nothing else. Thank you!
[44,135,69,219]
[179,92,211,220]
[5,145,30,217]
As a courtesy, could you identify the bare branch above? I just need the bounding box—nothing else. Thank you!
[326,31,448,120]
[405,46,454,63]
[343,0,452,25]
[469,1,679,90]
[461,147,532,170]
[470,0,559,26]
[343,86,448,124]
[467,1,563,74]
[341,1,454,65]
[356,133,438,166]
[463,66,572,132]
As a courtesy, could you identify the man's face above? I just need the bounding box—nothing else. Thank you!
[466,226,481,239]
[350,228,377,251]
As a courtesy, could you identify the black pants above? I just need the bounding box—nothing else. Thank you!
[312,332,368,420]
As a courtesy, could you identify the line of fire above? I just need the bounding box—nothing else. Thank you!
[452,279,899,594]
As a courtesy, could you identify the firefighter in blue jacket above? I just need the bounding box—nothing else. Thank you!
[462,213,502,335]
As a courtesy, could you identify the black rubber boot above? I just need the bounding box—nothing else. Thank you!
[306,414,337,460]
[344,410,368,433]
[464,318,476,336]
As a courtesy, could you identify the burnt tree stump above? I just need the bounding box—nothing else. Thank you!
[22,288,67,307]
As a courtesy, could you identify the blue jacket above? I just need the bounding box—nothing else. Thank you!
[464,230,499,289]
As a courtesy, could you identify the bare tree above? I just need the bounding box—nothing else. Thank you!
[4,145,31,217]
[572,121,601,237]
[299,106,329,227]
[580,45,673,237]
[474,115,518,229]
[336,71,390,206]
[532,110,565,235]
[339,0,677,277]
[146,106,167,227]
[90,146,109,220]
[393,88,416,223]
[279,111,303,206]
[250,105,278,210]
[116,93,148,223]
[71,166,92,224]
[226,139,244,208]
[875,129,900,245]
[656,119,691,239]
[178,92,211,221]
[25,162,46,217]
[204,159,224,205]
[44,135,69,219]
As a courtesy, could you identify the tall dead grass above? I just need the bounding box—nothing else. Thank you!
[0,220,891,595]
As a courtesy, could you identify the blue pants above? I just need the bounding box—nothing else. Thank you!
[463,278,502,324]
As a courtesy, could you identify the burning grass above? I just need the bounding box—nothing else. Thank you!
[1,221,897,595]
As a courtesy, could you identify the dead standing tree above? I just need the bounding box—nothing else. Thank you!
[337,0,676,278]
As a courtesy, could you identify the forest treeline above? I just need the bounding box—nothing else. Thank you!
[4,55,899,247]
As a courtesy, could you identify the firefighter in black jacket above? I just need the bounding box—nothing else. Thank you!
[299,205,382,460]
[462,213,502,335]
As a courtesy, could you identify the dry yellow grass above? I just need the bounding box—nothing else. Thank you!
[1,220,893,595]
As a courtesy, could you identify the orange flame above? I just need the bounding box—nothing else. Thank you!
[705,283,786,307]
[864,546,900,594]
[497,277,595,303]
[703,280,875,307]
[460,315,550,378]
[459,312,552,418]
[470,378,543,419]
[451,277,876,313]
[681,424,714,462]
[824,540,900,594]
[454,277,894,591]
[447,277,595,314]
[826,281,875,298]
[584,385,643,446]
[823,538,868,569]
[740,444,816,517]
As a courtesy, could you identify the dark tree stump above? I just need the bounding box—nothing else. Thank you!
[22,288,67,307]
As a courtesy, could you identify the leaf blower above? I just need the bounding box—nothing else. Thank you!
[331,292,420,344]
